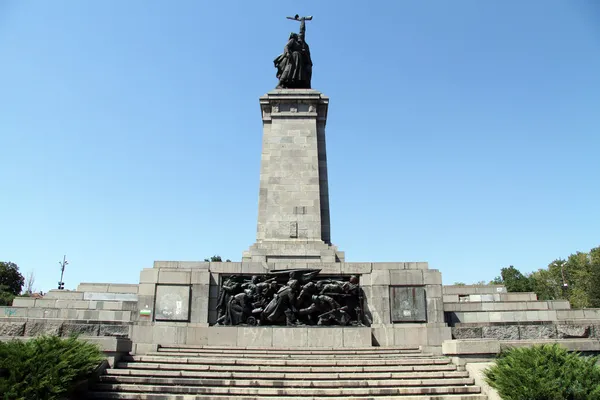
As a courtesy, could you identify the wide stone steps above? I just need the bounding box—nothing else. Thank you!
[105,369,471,380]
[92,384,482,397]
[122,355,452,366]
[91,395,487,400]
[117,361,458,373]
[157,345,421,354]
[89,346,486,399]
[99,375,475,388]
[151,351,433,359]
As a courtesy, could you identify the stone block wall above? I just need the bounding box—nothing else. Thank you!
[443,284,600,342]
[127,260,450,353]
[1,287,137,339]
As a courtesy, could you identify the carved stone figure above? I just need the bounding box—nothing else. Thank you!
[262,279,301,326]
[274,15,313,89]
[216,276,242,324]
[216,271,364,327]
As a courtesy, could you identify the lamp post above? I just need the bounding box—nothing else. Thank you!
[552,260,568,296]
[58,255,68,290]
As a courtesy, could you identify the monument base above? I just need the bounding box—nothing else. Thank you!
[126,260,450,353]
[131,325,372,353]
[243,241,345,263]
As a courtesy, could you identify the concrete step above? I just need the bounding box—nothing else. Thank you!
[99,375,475,388]
[151,350,431,359]
[123,355,451,366]
[89,393,487,400]
[159,344,421,352]
[91,383,482,396]
[116,362,458,373]
[105,368,471,380]
[157,346,422,354]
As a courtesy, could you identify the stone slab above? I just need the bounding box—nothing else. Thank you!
[442,339,501,355]
[44,290,85,300]
[154,285,191,322]
[465,363,502,400]
[0,321,25,336]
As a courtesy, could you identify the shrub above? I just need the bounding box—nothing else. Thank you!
[484,344,600,400]
[0,291,15,306]
[0,335,104,400]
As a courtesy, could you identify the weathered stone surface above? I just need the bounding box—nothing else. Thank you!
[61,323,100,337]
[0,322,25,336]
[519,325,557,339]
[24,321,62,336]
[243,90,341,263]
[99,324,130,337]
[452,326,483,339]
[591,325,600,339]
[557,324,590,339]
[482,325,519,340]
[443,339,500,355]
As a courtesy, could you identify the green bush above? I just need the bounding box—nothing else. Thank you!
[0,291,15,306]
[484,344,600,400]
[0,336,104,400]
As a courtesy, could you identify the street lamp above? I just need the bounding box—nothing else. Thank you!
[552,260,568,295]
[58,255,68,290]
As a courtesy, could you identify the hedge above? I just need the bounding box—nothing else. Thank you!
[484,344,600,400]
[0,335,104,400]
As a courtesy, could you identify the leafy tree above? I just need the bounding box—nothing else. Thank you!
[500,265,533,293]
[487,246,600,308]
[561,252,593,308]
[0,262,24,296]
[489,276,504,285]
[0,289,15,306]
[589,247,600,308]
[529,268,561,301]
[203,255,232,262]
[453,282,466,286]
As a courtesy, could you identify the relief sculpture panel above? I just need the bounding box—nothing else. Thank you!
[215,269,365,326]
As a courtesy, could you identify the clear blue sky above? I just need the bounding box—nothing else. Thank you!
[1,1,599,292]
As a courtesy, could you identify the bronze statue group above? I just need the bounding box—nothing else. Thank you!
[216,270,364,327]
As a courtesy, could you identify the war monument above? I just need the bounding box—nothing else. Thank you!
[2,15,600,399]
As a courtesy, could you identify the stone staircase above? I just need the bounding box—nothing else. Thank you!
[88,345,486,399]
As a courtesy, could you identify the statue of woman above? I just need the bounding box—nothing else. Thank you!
[274,15,313,89]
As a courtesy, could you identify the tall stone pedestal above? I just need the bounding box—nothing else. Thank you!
[243,89,344,263]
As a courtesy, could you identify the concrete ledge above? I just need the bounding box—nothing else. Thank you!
[443,338,600,356]
[134,325,372,349]
[0,335,131,351]
[77,283,138,294]
[443,339,500,355]
[465,363,502,400]
[444,300,571,312]
[500,338,600,352]
[443,285,507,295]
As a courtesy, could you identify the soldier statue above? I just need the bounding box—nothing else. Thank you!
[274,15,313,89]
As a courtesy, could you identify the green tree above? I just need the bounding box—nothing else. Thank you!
[562,252,593,308]
[587,246,600,307]
[0,262,24,296]
[529,268,562,301]
[203,255,231,262]
[500,265,533,293]
[489,276,504,285]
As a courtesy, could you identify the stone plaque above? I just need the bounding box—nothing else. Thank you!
[154,285,191,322]
[390,286,427,323]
